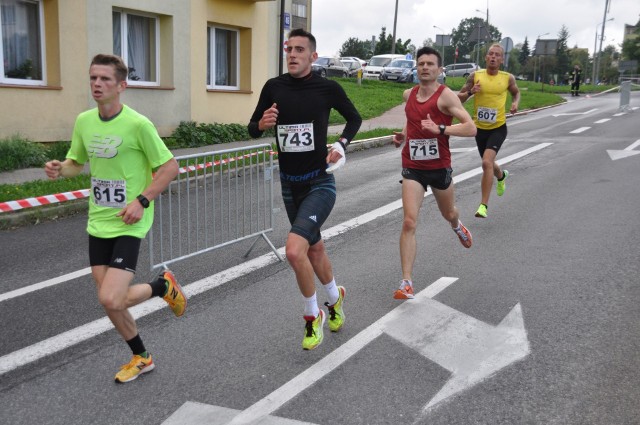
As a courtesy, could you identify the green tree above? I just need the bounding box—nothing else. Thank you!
[339,37,372,59]
[519,37,530,65]
[451,17,501,63]
[621,18,640,71]
[553,25,571,80]
[373,26,412,55]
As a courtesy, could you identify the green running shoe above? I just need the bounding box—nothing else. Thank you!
[496,170,508,196]
[475,203,487,218]
[324,286,346,332]
[302,310,325,350]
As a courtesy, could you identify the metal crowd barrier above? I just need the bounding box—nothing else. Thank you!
[619,80,631,112]
[147,143,283,272]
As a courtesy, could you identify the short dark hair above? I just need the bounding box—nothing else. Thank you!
[416,46,442,67]
[288,28,316,52]
[90,54,128,82]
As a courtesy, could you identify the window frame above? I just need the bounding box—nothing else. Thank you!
[112,8,160,87]
[0,0,46,86]
[207,24,240,91]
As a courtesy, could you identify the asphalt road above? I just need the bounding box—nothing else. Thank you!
[1,92,639,425]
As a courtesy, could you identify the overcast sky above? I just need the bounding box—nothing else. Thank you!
[310,0,639,59]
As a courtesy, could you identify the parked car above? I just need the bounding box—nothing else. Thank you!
[362,54,405,79]
[380,59,416,82]
[411,68,447,84]
[311,56,349,78]
[340,56,366,67]
[443,62,479,78]
[341,59,362,77]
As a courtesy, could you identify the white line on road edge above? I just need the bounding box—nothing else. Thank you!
[0,143,553,376]
[225,277,459,425]
[0,267,92,303]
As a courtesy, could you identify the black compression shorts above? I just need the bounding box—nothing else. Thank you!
[89,235,141,273]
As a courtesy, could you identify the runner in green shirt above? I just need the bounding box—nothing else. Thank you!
[45,54,186,383]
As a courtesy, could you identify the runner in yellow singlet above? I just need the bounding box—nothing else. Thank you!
[458,44,520,218]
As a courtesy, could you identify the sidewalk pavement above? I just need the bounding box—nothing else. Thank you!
[0,105,406,228]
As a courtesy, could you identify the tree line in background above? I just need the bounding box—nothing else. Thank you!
[339,17,640,85]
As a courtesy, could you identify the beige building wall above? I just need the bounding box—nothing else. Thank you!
[0,0,279,142]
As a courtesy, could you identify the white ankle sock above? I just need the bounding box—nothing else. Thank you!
[400,279,412,289]
[303,292,319,318]
[323,278,339,305]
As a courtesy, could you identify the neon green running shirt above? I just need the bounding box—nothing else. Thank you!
[66,105,173,239]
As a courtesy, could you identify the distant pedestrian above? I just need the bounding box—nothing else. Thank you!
[44,54,186,383]
[458,43,520,219]
[571,65,582,96]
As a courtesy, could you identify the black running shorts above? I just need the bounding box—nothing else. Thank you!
[475,123,507,157]
[89,235,142,273]
[281,174,336,246]
[401,167,453,191]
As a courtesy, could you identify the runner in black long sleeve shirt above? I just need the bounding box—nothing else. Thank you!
[248,29,361,351]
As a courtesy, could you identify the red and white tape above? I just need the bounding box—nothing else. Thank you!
[1,150,278,213]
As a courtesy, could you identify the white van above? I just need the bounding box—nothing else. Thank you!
[362,54,405,80]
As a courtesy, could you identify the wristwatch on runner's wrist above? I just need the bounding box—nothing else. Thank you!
[136,194,150,208]
[439,124,446,135]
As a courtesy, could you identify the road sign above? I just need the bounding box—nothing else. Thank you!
[284,13,290,29]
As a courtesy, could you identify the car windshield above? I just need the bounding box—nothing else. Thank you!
[388,60,413,69]
[368,57,392,66]
[314,58,330,65]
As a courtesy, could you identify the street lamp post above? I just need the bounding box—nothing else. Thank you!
[433,25,445,62]
[391,0,399,54]
[595,0,612,84]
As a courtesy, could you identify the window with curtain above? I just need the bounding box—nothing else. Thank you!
[0,0,44,84]
[207,26,238,90]
[112,9,158,85]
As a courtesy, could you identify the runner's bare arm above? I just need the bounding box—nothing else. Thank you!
[438,88,477,137]
[508,74,520,114]
[44,158,84,180]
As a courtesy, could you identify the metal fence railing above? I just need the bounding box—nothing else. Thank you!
[147,143,283,272]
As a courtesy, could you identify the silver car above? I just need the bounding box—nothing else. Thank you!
[443,63,479,78]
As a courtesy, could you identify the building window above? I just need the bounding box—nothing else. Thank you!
[113,9,158,85]
[0,0,45,85]
[292,3,307,18]
[207,26,238,90]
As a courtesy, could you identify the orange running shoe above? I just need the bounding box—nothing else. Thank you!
[393,281,415,299]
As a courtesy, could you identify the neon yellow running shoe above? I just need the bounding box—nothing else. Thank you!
[475,204,487,218]
[114,354,154,383]
[496,170,509,196]
[324,286,346,332]
[302,310,325,350]
[162,270,187,317]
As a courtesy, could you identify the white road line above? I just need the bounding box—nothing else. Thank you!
[0,143,553,376]
[594,119,610,124]
[225,277,459,425]
[570,127,591,134]
[0,268,92,303]
[613,113,626,117]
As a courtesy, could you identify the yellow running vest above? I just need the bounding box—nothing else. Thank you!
[473,70,510,130]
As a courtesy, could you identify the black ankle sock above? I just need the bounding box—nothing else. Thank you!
[126,334,147,356]
[149,276,168,297]
[498,172,506,181]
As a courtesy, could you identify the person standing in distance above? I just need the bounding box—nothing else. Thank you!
[392,46,476,299]
[570,64,582,96]
[458,43,520,218]
[44,54,187,383]
[248,28,362,350]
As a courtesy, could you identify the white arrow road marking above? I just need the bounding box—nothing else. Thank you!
[552,108,598,117]
[384,291,530,412]
[570,127,591,134]
[607,139,640,161]
[164,277,529,425]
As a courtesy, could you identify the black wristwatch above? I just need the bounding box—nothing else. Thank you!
[136,194,150,208]
[439,124,446,135]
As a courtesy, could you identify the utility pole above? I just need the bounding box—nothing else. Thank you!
[391,0,399,54]
[595,0,611,83]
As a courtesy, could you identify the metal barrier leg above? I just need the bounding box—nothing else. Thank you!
[244,232,284,262]
[619,81,631,112]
